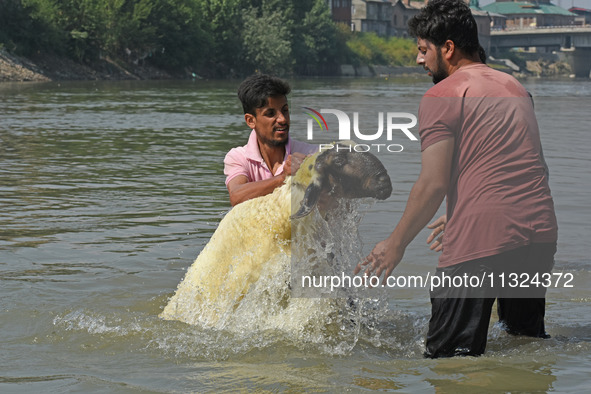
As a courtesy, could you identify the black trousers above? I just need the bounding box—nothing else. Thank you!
[424,242,556,358]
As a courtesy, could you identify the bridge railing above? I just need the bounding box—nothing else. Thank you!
[492,25,591,32]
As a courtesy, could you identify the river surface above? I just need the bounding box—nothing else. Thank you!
[1,77,589,392]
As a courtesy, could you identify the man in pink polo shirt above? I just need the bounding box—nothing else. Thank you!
[355,0,557,358]
[224,74,317,206]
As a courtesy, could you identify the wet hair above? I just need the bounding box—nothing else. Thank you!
[237,74,291,115]
[408,0,480,55]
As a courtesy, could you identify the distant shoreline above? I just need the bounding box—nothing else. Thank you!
[0,50,425,82]
[0,49,579,83]
[0,49,176,83]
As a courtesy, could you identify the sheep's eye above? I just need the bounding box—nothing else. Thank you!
[333,156,346,167]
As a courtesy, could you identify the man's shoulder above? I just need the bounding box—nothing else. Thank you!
[425,64,526,99]
[224,144,248,164]
[424,74,463,98]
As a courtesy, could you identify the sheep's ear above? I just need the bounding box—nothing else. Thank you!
[291,149,330,219]
[291,180,323,219]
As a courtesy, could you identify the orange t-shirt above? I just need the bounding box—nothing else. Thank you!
[419,63,558,267]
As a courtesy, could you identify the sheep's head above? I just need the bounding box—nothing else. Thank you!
[291,143,392,219]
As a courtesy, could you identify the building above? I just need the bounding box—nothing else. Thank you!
[469,4,494,54]
[569,7,591,26]
[391,0,492,53]
[326,0,353,26]
[351,0,393,36]
[391,0,424,38]
[482,1,576,30]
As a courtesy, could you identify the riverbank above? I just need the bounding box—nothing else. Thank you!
[0,49,174,82]
[0,48,578,83]
[0,50,422,82]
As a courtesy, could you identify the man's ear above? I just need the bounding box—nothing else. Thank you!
[245,113,256,129]
[442,39,455,60]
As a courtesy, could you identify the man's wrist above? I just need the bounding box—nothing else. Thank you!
[387,232,407,252]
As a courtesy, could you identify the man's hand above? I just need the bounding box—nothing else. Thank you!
[354,237,405,285]
[426,214,446,252]
[283,152,307,176]
[354,138,454,285]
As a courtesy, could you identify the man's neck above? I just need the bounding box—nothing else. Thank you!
[447,54,482,76]
[258,140,286,175]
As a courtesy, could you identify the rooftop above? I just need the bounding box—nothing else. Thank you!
[393,0,426,10]
[569,7,591,14]
[482,1,576,16]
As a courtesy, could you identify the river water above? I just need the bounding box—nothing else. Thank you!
[1,76,589,392]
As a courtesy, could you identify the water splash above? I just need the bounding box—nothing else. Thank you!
[158,192,396,356]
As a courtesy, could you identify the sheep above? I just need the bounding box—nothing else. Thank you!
[159,143,392,331]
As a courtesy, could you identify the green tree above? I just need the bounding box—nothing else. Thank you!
[198,0,246,76]
[346,32,416,67]
[242,2,293,75]
[111,0,156,57]
[0,0,64,55]
[146,0,212,71]
[1,0,416,78]
[293,0,341,75]
[49,0,111,61]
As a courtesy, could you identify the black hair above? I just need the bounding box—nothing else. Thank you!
[237,74,291,115]
[408,0,480,55]
[478,45,487,64]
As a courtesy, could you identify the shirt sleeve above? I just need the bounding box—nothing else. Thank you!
[418,96,460,151]
[223,148,250,186]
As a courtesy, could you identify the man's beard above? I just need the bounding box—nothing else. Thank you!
[431,49,448,84]
[259,129,289,147]
[267,138,287,147]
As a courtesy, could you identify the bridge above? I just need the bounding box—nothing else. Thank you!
[490,27,591,77]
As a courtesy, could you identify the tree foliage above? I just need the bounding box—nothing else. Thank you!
[0,0,63,54]
[346,32,417,67]
[0,0,416,77]
[242,2,293,75]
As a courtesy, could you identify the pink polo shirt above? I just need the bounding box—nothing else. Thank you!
[224,130,318,186]
[419,63,558,267]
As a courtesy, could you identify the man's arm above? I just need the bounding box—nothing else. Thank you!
[227,173,287,206]
[226,153,305,206]
[354,137,455,282]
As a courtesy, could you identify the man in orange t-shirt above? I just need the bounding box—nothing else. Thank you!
[356,0,557,358]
